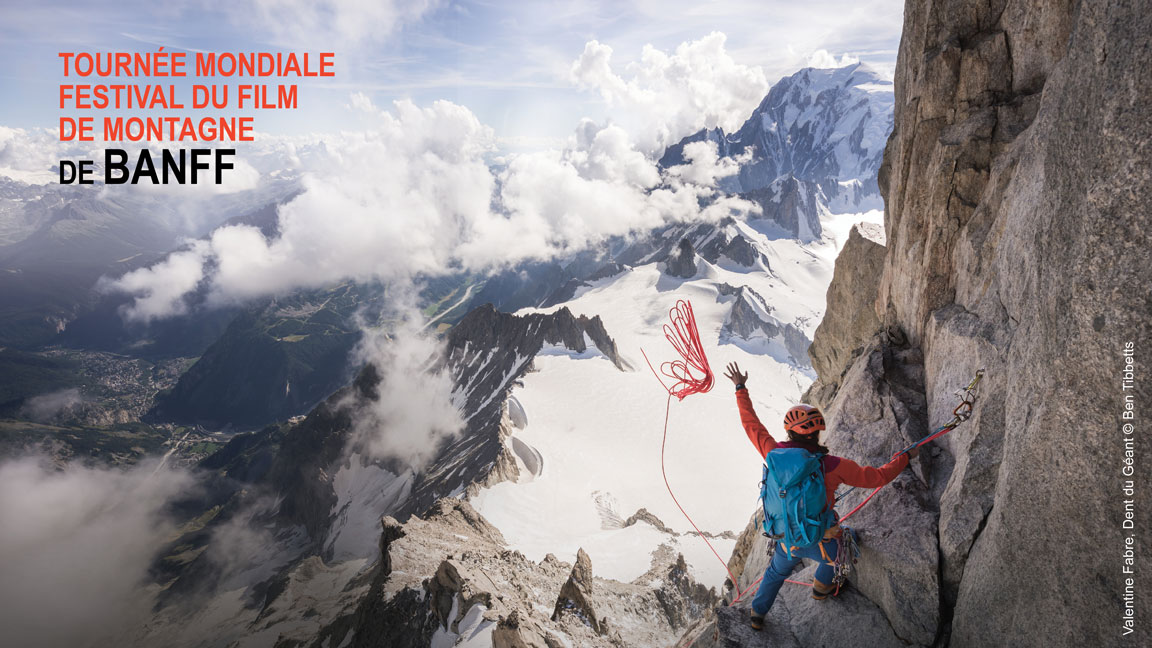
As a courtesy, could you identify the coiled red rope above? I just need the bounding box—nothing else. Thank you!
[642,300,806,606]
[641,299,713,400]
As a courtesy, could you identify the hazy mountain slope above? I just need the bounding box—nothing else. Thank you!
[0,178,297,348]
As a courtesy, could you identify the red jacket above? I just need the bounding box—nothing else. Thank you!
[736,388,908,512]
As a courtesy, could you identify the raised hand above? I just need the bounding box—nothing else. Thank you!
[724,362,748,386]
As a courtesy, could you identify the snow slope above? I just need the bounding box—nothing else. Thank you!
[472,209,882,589]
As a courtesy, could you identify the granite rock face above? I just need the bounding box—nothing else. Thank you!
[876,0,1152,644]
[697,0,1151,645]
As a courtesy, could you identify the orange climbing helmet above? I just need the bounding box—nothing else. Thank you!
[784,405,825,436]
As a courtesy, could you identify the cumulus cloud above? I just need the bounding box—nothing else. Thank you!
[569,32,769,155]
[664,140,744,187]
[347,91,378,113]
[0,126,87,185]
[347,313,464,470]
[97,240,211,321]
[103,98,755,322]
[806,49,862,69]
[20,388,87,423]
[0,456,194,648]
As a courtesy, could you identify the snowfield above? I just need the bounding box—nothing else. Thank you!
[472,210,883,589]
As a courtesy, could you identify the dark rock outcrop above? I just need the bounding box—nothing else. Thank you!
[623,508,676,535]
[719,284,812,368]
[313,500,715,648]
[804,222,887,407]
[615,217,772,271]
[664,238,699,279]
[723,286,780,341]
[552,548,602,633]
[740,176,824,242]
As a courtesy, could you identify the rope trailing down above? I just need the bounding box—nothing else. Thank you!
[642,300,802,603]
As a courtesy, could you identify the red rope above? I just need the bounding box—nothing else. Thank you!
[641,300,713,400]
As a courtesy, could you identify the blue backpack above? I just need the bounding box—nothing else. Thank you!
[760,447,834,556]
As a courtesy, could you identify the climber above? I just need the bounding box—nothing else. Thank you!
[723,362,918,631]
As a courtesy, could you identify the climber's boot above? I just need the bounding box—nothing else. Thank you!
[812,579,836,600]
[750,611,765,631]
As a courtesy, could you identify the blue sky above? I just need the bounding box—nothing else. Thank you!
[0,0,903,142]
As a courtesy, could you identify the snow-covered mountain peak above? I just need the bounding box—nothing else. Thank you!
[732,64,893,198]
[660,63,894,223]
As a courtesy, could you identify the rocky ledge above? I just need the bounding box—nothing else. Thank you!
[310,499,717,648]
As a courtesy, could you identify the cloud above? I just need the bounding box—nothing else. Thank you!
[102,99,756,322]
[97,240,211,321]
[347,312,464,470]
[0,456,194,648]
[20,388,87,423]
[347,91,377,113]
[0,126,87,184]
[664,139,745,187]
[806,49,861,69]
[463,123,755,266]
[569,32,769,155]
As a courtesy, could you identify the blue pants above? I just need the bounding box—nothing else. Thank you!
[751,537,839,615]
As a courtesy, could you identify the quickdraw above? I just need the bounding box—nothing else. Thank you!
[895,367,984,455]
[831,526,860,589]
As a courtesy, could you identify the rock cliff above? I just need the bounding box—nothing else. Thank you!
[690,0,1151,645]
[877,0,1151,643]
